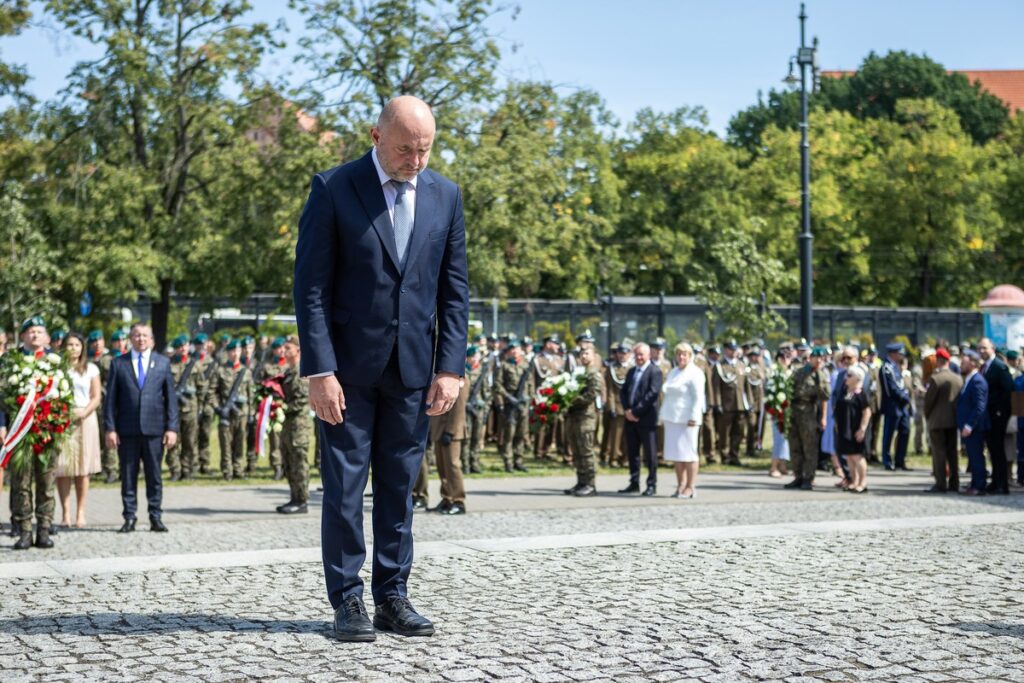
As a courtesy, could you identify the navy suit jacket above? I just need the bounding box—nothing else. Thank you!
[620,364,663,428]
[293,150,469,389]
[956,372,990,433]
[983,357,1014,421]
[103,352,179,437]
[879,358,910,414]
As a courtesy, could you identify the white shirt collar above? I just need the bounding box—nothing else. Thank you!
[371,147,419,189]
[132,348,151,362]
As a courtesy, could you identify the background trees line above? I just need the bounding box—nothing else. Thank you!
[1,0,1022,343]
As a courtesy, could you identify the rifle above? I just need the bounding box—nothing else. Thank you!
[504,362,532,427]
[175,358,198,406]
[215,366,248,420]
[465,363,489,417]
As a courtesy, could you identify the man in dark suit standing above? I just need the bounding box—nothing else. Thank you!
[977,338,1013,494]
[618,342,663,496]
[957,349,990,495]
[104,324,179,533]
[294,96,469,642]
[923,347,963,493]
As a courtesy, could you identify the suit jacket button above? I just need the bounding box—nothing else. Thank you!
[391,319,399,326]
[401,287,407,293]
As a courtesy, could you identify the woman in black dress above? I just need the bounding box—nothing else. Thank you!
[834,366,873,493]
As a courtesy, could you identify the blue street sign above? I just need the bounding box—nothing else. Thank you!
[79,291,93,317]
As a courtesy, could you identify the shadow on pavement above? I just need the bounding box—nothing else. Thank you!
[0,613,333,637]
[953,622,1024,639]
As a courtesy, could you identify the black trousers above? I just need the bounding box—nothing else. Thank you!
[987,415,1009,491]
[119,435,164,521]
[624,421,658,489]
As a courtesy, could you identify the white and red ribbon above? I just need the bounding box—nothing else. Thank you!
[253,395,273,455]
[0,378,56,468]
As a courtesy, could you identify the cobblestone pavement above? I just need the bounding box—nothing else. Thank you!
[3,475,1024,681]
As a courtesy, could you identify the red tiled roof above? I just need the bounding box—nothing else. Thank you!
[820,69,1024,112]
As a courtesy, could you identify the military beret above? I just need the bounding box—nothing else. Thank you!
[51,329,67,341]
[466,345,478,356]
[723,339,738,351]
[110,330,127,342]
[488,333,499,342]
[192,333,208,344]
[532,343,542,353]
[87,329,104,343]
[521,336,533,346]
[810,346,829,357]
[226,339,241,350]
[218,334,231,343]
[242,335,255,345]
[503,333,518,345]
[962,348,981,361]
[1006,350,1019,361]
[935,348,951,361]
[474,334,487,343]
[271,336,286,349]
[20,316,45,333]
[885,342,906,355]
[170,335,189,349]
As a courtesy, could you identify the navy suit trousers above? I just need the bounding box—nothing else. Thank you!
[882,409,910,468]
[964,430,988,491]
[624,421,658,489]
[320,347,429,608]
[119,436,164,521]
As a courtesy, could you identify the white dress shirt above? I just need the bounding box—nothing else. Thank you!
[130,349,152,381]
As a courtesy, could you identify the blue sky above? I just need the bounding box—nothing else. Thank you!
[4,0,1023,134]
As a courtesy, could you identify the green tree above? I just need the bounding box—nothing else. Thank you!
[38,0,275,346]
[0,0,30,95]
[0,183,64,332]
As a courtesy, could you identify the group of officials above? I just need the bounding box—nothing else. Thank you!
[0,316,317,550]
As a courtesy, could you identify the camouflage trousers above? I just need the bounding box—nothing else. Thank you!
[165,408,199,477]
[10,453,56,532]
[566,412,598,487]
[218,415,248,479]
[788,409,821,483]
[499,408,529,468]
[282,417,311,504]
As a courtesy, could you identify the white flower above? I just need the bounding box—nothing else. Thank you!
[46,353,60,364]
[21,367,31,376]
[566,380,579,392]
[53,370,65,381]
[272,423,283,433]
[37,361,51,372]
[59,379,70,392]
[557,386,567,396]
[7,374,17,384]
[777,392,786,402]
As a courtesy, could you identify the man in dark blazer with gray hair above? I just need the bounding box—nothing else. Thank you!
[104,324,179,533]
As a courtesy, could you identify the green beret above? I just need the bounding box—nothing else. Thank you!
[192,333,208,344]
[1007,350,1020,361]
[110,330,127,342]
[226,339,241,350]
[170,335,189,349]
[51,329,67,341]
[218,334,231,343]
[271,336,286,349]
[20,316,45,333]
[810,346,829,357]
[242,335,254,345]
[466,345,478,356]
[87,329,104,343]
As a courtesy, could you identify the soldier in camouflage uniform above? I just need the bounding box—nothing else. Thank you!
[532,335,563,460]
[563,344,603,497]
[261,337,289,479]
[784,346,831,490]
[215,339,254,479]
[497,344,532,473]
[276,336,311,514]
[463,345,489,474]
[166,335,205,480]
[192,333,217,475]
[712,341,749,466]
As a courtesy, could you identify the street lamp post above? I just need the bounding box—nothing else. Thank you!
[784,4,817,342]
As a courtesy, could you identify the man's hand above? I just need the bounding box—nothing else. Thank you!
[163,431,177,449]
[819,417,827,431]
[961,426,972,439]
[625,409,638,423]
[106,431,120,450]
[310,374,346,425]
[0,427,7,443]
[855,428,865,443]
[426,373,461,416]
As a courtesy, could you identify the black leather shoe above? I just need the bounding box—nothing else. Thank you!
[48,524,58,536]
[334,596,376,642]
[119,519,136,533]
[373,596,434,637]
[783,479,803,489]
[12,531,33,550]
[563,484,581,495]
[513,464,529,473]
[573,484,597,497]
[800,481,813,490]
[279,503,308,514]
[276,499,296,513]
[924,486,947,493]
[618,484,640,494]
[428,501,452,513]
[412,498,427,511]
[897,465,911,471]
[34,528,54,549]
[884,465,895,471]
[150,519,169,532]
[504,463,513,473]
[442,502,466,515]
[641,486,656,497]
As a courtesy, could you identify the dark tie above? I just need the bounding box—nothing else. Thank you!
[137,354,146,389]
[390,179,413,267]
[630,368,642,405]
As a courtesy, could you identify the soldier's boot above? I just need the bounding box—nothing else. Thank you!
[34,526,54,549]
[512,454,528,473]
[13,531,33,550]
[273,466,284,480]
[469,450,482,474]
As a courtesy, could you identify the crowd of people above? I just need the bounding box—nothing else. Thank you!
[1,314,1020,549]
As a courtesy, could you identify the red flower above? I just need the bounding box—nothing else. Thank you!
[15,395,25,406]
[539,415,547,423]
[549,403,560,413]
[541,388,555,397]
[55,424,65,434]
[32,443,44,455]
[30,424,41,435]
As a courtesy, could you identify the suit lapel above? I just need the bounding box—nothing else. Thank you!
[351,151,400,272]
[401,171,437,277]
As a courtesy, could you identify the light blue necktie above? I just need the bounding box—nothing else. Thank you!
[137,353,146,389]
[390,179,413,267]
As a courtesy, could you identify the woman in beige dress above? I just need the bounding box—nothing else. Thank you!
[55,332,102,527]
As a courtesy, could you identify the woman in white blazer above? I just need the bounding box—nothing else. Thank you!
[659,342,705,498]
